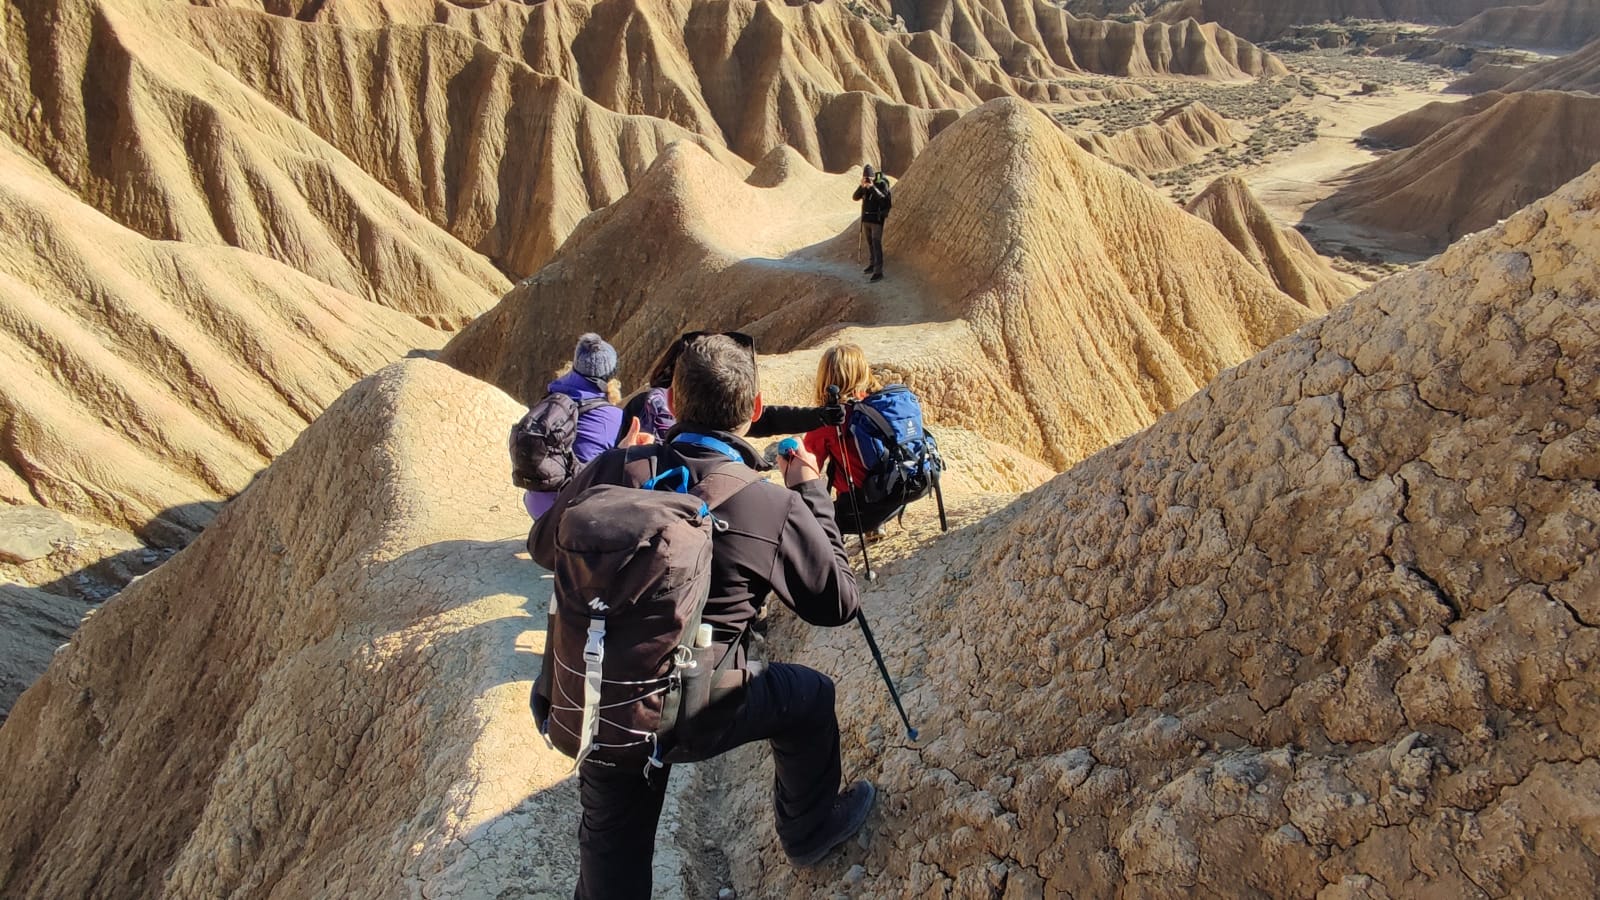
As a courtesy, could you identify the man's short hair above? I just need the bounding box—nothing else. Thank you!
[671,334,758,433]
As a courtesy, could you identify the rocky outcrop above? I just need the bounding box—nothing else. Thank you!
[1438,0,1600,52]
[443,98,1312,470]
[714,159,1600,898]
[0,134,438,539]
[1077,101,1243,175]
[1311,91,1600,255]
[1184,175,1358,311]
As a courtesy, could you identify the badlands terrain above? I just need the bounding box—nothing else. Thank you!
[1,0,1598,896]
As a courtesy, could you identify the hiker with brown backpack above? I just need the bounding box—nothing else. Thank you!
[529,332,876,899]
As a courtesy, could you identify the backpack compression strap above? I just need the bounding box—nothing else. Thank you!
[575,616,607,768]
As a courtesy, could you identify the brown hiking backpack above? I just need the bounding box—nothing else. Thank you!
[531,445,760,774]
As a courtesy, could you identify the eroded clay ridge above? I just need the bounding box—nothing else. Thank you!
[0,0,517,323]
[722,161,1600,896]
[1310,90,1600,256]
[866,0,1285,78]
[1076,100,1242,176]
[1143,0,1508,42]
[442,98,1314,470]
[1438,0,1600,52]
[0,360,588,898]
[223,0,1285,83]
[0,134,438,539]
[1452,34,1600,94]
[1183,174,1358,312]
[0,354,1036,895]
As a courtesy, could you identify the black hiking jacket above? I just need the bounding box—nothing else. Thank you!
[529,428,860,670]
[853,179,891,224]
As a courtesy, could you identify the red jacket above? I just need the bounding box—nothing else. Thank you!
[804,411,867,497]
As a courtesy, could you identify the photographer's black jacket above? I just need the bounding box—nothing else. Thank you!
[853,180,891,224]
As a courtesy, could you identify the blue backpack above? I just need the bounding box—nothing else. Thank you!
[848,385,944,510]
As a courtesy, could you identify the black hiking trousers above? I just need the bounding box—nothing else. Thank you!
[861,220,884,276]
[835,491,903,535]
[572,661,842,900]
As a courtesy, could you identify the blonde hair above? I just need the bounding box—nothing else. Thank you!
[813,343,880,406]
[555,363,622,404]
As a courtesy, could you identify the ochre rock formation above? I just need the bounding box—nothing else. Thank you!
[1146,0,1508,42]
[0,135,438,539]
[1310,91,1600,255]
[443,98,1313,470]
[1184,175,1359,311]
[1076,101,1243,175]
[1438,0,1600,52]
[0,361,585,898]
[710,159,1600,898]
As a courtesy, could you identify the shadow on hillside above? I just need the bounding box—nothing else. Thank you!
[0,499,222,723]
[16,500,222,602]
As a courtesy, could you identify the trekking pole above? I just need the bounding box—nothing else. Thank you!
[856,610,917,741]
[826,385,874,582]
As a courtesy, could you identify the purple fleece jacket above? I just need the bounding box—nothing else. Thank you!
[523,370,624,519]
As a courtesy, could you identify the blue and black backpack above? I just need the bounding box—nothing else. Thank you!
[848,385,945,512]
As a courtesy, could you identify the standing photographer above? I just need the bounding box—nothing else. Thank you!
[853,164,892,282]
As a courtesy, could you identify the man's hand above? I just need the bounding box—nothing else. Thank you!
[777,444,823,488]
[819,404,846,427]
[622,416,656,447]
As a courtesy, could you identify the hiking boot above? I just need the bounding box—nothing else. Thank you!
[787,780,877,867]
[863,264,875,273]
[864,528,887,544]
[869,272,884,282]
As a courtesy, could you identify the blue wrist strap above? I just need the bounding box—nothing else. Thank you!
[671,433,744,464]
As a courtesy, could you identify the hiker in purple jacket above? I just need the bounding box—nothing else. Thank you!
[523,334,626,519]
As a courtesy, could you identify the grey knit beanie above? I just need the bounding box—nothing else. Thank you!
[573,333,618,380]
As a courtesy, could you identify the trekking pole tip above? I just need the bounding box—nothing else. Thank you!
[907,727,919,741]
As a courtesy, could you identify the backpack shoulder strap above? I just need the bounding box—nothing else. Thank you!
[689,464,762,511]
[851,400,900,447]
[622,444,663,487]
[575,397,611,414]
